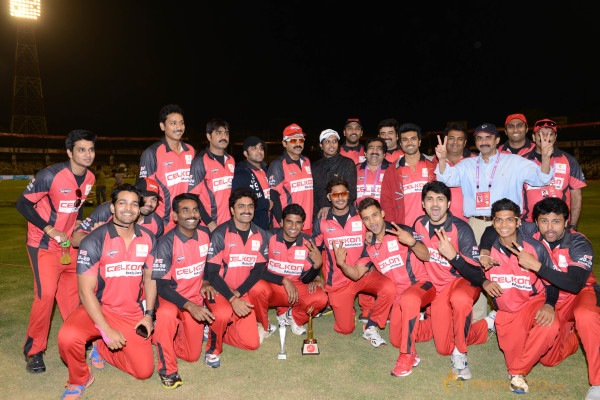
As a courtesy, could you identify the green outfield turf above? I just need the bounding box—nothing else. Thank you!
[1,179,598,399]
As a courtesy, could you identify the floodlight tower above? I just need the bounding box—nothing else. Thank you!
[10,0,48,134]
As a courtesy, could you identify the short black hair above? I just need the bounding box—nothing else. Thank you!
[378,118,399,134]
[325,177,349,193]
[364,137,387,154]
[206,118,230,134]
[491,198,520,218]
[159,104,184,124]
[532,197,569,222]
[358,197,382,214]
[399,123,422,140]
[282,203,306,222]
[172,193,200,213]
[443,123,467,137]
[421,181,451,202]
[66,130,96,151]
[229,187,257,211]
[111,184,142,206]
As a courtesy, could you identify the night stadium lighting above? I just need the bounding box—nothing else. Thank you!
[10,0,41,20]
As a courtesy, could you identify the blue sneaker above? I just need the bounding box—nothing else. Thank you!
[62,369,94,399]
[90,341,105,369]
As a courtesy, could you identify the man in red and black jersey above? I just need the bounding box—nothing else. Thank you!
[356,137,391,205]
[313,177,395,346]
[203,188,270,367]
[16,129,96,374]
[412,182,491,381]
[521,119,586,226]
[139,104,195,231]
[152,193,216,388]
[349,198,433,377]
[480,197,599,398]
[57,185,157,399]
[268,123,314,233]
[72,177,165,247]
[378,118,404,164]
[250,203,328,336]
[339,118,365,164]
[498,114,535,156]
[188,118,235,229]
[473,199,560,394]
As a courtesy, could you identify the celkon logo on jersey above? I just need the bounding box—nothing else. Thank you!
[165,169,190,186]
[175,262,205,280]
[267,259,304,276]
[327,235,363,249]
[105,261,144,278]
[199,244,208,257]
[387,240,399,252]
[251,240,260,251]
[489,274,532,291]
[136,244,149,257]
[351,221,363,232]
[294,249,306,259]
[212,176,233,192]
[229,254,258,268]
[428,248,450,267]
[290,178,313,193]
[379,255,405,274]
[402,181,427,195]
[358,184,382,197]
[58,200,80,213]
[185,154,193,164]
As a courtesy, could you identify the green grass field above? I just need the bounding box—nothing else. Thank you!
[1,179,598,399]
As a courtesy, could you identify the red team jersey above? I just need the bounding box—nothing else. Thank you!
[152,226,211,306]
[385,147,405,164]
[313,207,366,288]
[188,149,235,225]
[268,153,314,230]
[521,149,586,222]
[22,162,95,251]
[340,144,365,165]
[413,213,480,293]
[139,138,195,225]
[76,222,156,319]
[355,160,391,205]
[266,230,315,282]
[498,140,536,156]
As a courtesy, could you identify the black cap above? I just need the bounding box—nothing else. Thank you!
[473,123,498,136]
[243,136,266,152]
[344,118,362,128]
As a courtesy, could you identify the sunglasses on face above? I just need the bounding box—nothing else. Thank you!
[330,191,349,199]
[286,138,305,145]
[75,188,82,208]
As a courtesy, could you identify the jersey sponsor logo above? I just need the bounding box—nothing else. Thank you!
[211,168,219,173]
[379,254,405,274]
[212,175,233,192]
[489,274,532,291]
[579,254,593,268]
[387,240,399,252]
[251,240,260,251]
[228,243,237,247]
[175,261,205,280]
[26,179,35,191]
[352,221,363,232]
[106,249,119,257]
[428,248,450,267]
[58,200,81,213]
[263,188,270,199]
[359,156,366,163]
[357,184,382,198]
[185,154,193,165]
[228,164,235,173]
[558,254,568,269]
[80,250,87,256]
[165,168,191,186]
[77,254,91,264]
[59,189,73,193]
[402,181,428,195]
[290,178,313,193]
[422,168,429,178]
[327,235,363,249]
[139,167,147,178]
[267,259,304,276]
[177,256,185,262]
[163,161,174,166]
[136,244,149,257]
[229,254,258,268]
[152,260,166,273]
[325,228,335,232]
[305,166,311,174]
[295,249,306,259]
[85,184,93,196]
[555,163,567,174]
[199,244,208,257]
[554,177,564,190]
[105,261,144,278]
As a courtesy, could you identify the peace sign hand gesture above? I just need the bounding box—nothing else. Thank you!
[434,227,457,260]
[506,241,542,272]
[305,239,323,267]
[435,135,448,162]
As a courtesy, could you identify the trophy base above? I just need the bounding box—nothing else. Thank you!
[302,341,320,355]
[278,353,287,360]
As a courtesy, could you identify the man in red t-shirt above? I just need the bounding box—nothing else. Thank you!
[498,113,535,156]
[57,185,157,399]
[379,118,404,164]
[339,118,365,164]
[16,129,96,374]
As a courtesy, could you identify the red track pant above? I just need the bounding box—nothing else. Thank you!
[539,293,580,368]
[58,305,154,385]
[326,269,396,334]
[250,280,328,329]
[204,293,260,356]
[24,245,80,356]
[495,295,559,376]
[153,300,205,376]
[430,278,488,355]
[389,281,436,354]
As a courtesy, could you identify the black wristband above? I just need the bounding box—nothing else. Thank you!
[409,239,418,248]
[145,309,156,318]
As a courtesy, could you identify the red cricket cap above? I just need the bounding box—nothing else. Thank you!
[505,113,527,126]
[135,177,162,201]
[283,123,305,139]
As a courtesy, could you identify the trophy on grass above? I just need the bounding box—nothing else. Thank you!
[278,317,287,360]
[302,306,320,355]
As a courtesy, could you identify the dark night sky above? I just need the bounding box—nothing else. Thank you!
[1,1,599,144]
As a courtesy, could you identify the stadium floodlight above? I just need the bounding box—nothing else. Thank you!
[10,0,41,20]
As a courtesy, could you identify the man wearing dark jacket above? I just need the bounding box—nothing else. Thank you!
[232,136,272,230]
[312,129,357,218]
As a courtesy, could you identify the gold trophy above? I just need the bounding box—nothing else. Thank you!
[302,306,320,355]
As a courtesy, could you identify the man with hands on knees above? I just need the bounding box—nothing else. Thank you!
[57,185,157,400]
[151,193,216,389]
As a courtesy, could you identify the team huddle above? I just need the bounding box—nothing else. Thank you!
[16,105,599,399]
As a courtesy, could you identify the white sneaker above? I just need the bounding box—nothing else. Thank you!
[276,312,289,327]
[451,353,472,380]
[586,385,600,400]
[485,310,497,332]
[362,325,386,347]
[509,374,529,394]
[286,309,306,336]
[258,324,277,344]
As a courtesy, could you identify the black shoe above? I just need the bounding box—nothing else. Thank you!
[25,351,46,374]
[159,372,183,389]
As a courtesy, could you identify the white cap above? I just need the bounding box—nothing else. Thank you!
[319,129,340,142]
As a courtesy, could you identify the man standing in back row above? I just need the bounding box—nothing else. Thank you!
[339,118,365,164]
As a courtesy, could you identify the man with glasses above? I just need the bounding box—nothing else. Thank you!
[268,123,314,233]
[16,129,96,374]
[339,118,366,164]
[499,114,535,156]
[521,119,586,227]
[189,118,235,230]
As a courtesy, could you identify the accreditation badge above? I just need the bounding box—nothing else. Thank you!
[475,191,491,210]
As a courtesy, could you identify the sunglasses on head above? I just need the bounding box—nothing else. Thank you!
[286,138,305,145]
[534,120,557,129]
[75,188,82,208]
[330,191,349,199]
